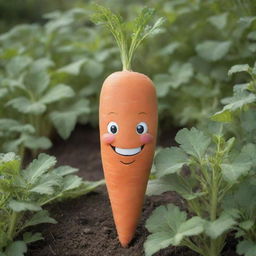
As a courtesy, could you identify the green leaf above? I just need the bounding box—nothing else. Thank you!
[237,240,256,256]
[5,241,27,256]
[228,64,250,76]
[60,180,105,200]
[23,136,52,150]
[24,69,50,95]
[84,59,104,78]
[6,97,46,115]
[169,62,194,88]
[22,210,57,229]
[144,204,204,256]
[58,59,87,75]
[208,13,228,30]
[239,220,254,231]
[205,212,236,239]
[221,152,252,183]
[52,166,78,176]
[155,148,188,177]
[62,175,82,191]
[211,109,233,123]
[40,84,75,104]
[6,56,32,77]
[153,74,172,97]
[175,127,211,160]
[146,174,195,199]
[8,200,41,212]
[0,153,20,174]
[23,232,44,244]
[0,119,35,134]
[49,99,90,139]
[30,173,61,195]
[196,40,231,62]
[23,154,56,184]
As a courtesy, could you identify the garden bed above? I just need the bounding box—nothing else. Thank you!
[27,125,238,256]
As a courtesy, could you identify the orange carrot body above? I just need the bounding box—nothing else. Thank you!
[99,71,158,247]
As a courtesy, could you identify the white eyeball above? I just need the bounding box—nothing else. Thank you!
[136,122,148,134]
[107,122,119,134]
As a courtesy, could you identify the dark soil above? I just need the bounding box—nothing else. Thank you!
[27,125,238,256]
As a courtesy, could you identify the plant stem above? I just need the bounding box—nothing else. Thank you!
[209,164,219,256]
[7,211,19,241]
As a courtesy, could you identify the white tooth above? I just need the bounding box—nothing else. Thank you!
[115,146,141,156]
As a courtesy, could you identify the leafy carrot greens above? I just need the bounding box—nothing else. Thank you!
[92,5,164,70]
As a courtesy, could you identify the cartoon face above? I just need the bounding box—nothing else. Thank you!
[99,71,158,167]
[101,116,154,165]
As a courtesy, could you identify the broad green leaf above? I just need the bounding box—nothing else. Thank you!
[241,143,256,167]
[58,59,87,75]
[49,99,90,139]
[22,210,57,229]
[221,91,256,111]
[144,232,173,256]
[237,240,256,256]
[52,166,78,176]
[168,62,193,89]
[208,13,228,30]
[5,241,27,256]
[32,58,54,71]
[155,147,188,177]
[30,173,61,195]
[211,109,233,123]
[23,232,44,244]
[7,97,46,115]
[239,220,254,231]
[146,204,187,234]
[223,181,256,215]
[40,84,75,104]
[0,119,34,134]
[146,174,195,199]
[23,154,56,184]
[241,110,256,133]
[50,112,77,140]
[23,136,52,150]
[61,180,105,200]
[153,74,172,97]
[221,152,252,183]
[62,175,82,191]
[175,127,211,160]
[24,69,50,95]
[228,64,250,76]
[157,42,180,56]
[196,40,231,62]
[84,59,104,78]
[205,213,236,239]
[6,56,32,77]
[8,200,41,212]
[144,204,204,256]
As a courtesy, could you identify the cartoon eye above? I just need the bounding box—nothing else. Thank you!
[136,122,148,134]
[107,122,119,134]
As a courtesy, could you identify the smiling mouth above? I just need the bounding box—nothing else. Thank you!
[110,145,145,156]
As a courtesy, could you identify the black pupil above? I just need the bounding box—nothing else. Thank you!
[110,125,117,134]
[137,125,144,134]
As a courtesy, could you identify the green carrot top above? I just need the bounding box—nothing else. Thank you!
[92,5,165,71]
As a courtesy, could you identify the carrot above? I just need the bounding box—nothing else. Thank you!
[92,5,164,247]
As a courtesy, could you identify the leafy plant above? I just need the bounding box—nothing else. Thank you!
[144,127,254,256]
[0,152,104,255]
